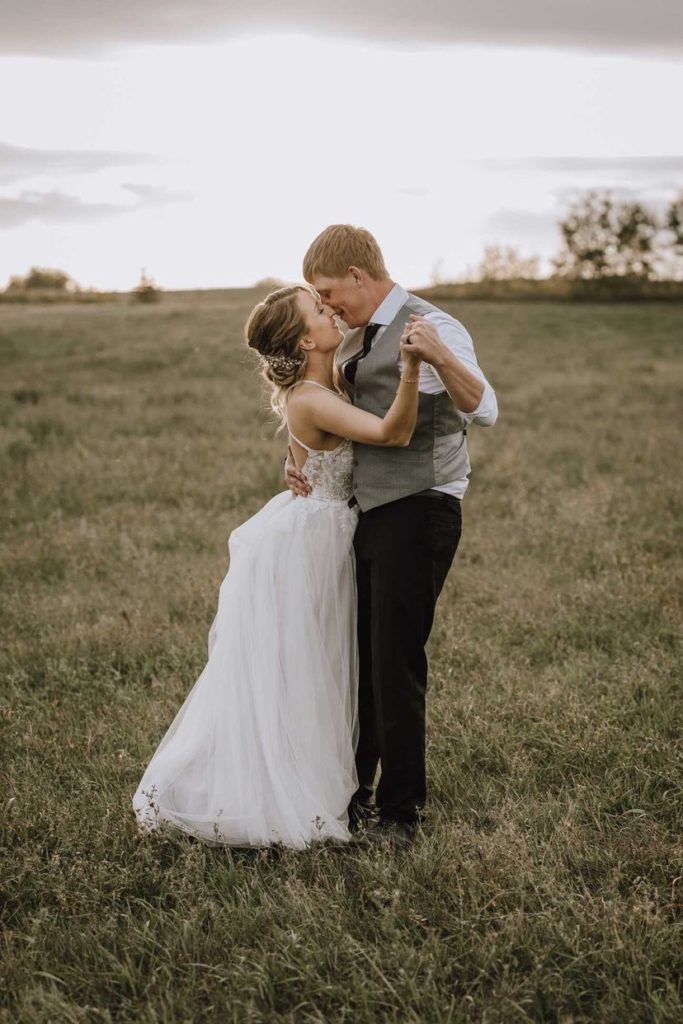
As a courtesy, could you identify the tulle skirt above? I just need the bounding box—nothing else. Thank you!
[132,491,359,849]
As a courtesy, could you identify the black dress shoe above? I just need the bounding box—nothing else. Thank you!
[361,818,417,850]
[348,799,377,833]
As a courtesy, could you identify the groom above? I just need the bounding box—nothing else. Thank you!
[287,225,497,847]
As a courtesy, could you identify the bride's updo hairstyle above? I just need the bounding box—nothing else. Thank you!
[245,285,313,426]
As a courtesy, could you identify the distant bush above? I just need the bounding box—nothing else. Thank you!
[131,269,162,303]
[0,266,118,304]
[6,266,76,293]
[253,277,286,293]
[476,245,540,282]
[3,266,81,300]
[554,192,661,281]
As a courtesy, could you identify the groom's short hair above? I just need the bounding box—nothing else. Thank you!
[303,225,389,282]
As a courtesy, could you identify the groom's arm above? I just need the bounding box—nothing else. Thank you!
[402,313,498,426]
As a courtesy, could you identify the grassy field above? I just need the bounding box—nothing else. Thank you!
[1,294,682,1023]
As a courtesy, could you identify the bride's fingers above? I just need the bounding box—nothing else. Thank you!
[400,338,421,358]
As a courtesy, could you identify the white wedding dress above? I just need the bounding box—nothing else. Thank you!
[132,383,359,849]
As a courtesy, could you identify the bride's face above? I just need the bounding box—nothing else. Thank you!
[297,290,344,354]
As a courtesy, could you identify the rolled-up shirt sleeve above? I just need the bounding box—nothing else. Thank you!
[423,311,498,427]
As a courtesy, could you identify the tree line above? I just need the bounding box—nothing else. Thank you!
[469,190,683,285]
[3,190,683,302]
[0,267,161,303]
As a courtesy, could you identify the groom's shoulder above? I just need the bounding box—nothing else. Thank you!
[405,290,444,315]
[404,290,472,338]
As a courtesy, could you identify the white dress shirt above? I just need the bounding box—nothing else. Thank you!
[365,283,498,498]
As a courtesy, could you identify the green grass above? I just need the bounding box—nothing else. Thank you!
[1,294,682,1023]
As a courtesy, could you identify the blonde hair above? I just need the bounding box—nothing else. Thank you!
[245,285,314,427]
[303,224,389,283]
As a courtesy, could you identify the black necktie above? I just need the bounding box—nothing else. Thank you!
[344,322,380,387]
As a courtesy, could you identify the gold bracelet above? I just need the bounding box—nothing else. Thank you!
[400,373,419,384]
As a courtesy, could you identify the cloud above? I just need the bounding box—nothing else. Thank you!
[1,1,682,57]
[475,155,683,174]
[0,142,154,186]
[0,185,192,228]
[121,183,193,205]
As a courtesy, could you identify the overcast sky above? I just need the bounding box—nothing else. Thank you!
[1,2,681,289]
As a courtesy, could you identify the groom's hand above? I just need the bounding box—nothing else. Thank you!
[403,315,485,413]
[285,446,311,498]
[401,315,448,366]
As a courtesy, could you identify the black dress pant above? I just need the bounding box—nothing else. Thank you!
[352,491,462,824]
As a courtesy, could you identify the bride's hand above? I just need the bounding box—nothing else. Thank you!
[285,446,311,498]
[399,325,423,375]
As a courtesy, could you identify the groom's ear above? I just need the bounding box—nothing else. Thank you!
[348,266,364,287]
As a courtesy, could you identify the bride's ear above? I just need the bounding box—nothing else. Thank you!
[299,337,315,352]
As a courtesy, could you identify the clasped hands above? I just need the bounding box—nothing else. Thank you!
[400,315,446,366]
[285,316,439,498]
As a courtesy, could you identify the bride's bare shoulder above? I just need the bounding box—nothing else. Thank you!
[288,383,342,409]
[286,384,317,412]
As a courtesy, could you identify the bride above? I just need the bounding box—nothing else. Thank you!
[132,284,421,848]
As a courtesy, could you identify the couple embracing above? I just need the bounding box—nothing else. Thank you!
[133,225,497,850]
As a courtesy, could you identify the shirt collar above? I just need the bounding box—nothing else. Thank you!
[369,283,409,327]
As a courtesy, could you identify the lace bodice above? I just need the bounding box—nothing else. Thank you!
[299,439,354,503]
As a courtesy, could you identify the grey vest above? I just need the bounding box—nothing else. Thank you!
[339,293,470,511]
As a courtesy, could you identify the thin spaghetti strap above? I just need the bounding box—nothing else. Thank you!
[288,428,314,453]
[285,385,313,453]
[298,381,342,396]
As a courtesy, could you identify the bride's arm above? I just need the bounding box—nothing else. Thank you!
[294,348,422,448]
